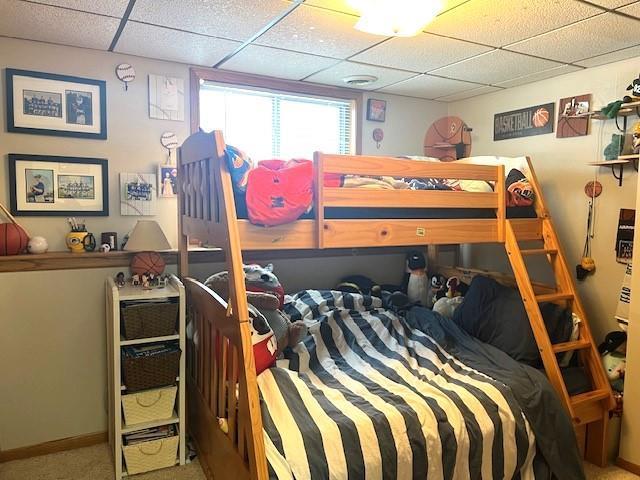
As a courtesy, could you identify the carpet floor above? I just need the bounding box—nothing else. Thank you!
[0,443,638,479]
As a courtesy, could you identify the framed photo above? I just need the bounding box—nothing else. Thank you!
[6,68,107,139]
[120,173,156,216]
[158,164,178,198]
[366,98,386,122]
[149,74,185,121]
[8,154,108,216]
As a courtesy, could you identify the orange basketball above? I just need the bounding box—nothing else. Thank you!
[0,223,29,256]
[532,108,550,128]
[131,251,166,275]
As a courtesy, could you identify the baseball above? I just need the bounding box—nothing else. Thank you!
[161,131,179,150]
[115,63,136,83]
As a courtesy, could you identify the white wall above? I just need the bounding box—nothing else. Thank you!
[0,37,440,450]
[362,92,447,155]
[448,56,640,342]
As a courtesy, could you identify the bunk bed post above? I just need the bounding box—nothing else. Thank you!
[314,151,325,249]
[177,146,189,278]
[214,131,270,480]
[496,164,506,242]
[427,245,439,272]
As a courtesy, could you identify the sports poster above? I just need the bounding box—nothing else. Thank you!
[616,208,635,264]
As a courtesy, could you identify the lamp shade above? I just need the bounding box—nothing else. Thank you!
[123,220,171,251]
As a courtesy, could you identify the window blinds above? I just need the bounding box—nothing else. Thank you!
[199,84,354,160]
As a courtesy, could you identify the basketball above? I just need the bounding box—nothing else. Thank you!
[0,222,29,256]
[532,108,550,128]
[130,251,166,275]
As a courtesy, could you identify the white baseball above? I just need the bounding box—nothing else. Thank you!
[161,131,179,150]
[116,63,136,83]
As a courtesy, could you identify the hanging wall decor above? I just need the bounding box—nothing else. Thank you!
[615,208,635,264]
[115,63,136,91]
[494,103,554,141]
[120,173,156,216]
[372,128,384,149]
[557,94,591,138]
[6,68,107,139]
[148,74,185,121]
[8,154,108,216]
[424,116,472,161]
[366,98,386,122]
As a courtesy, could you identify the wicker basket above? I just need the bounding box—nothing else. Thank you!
[122,435,179,475]
[122,350,180,392]
[122,386,177,427]
[121,302,178,340]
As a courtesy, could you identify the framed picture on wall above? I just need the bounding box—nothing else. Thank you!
[8,154,109,216]
[5,68,107,139]
[158,163,178,198]
[366,98,386,122]
[120,173,157,216]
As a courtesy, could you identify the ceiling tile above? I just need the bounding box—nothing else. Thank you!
[0,0,118,49]
[130,0,289,42]
[424,0,602,47]
[115,21,241,66]
[618,1,640,16]
[255,4,385,59]
[495,64,583,88]
[378,74,481,99]
[22,0,129,17]
[304,61,416,90]
[430,50,561,85]
[506,12,640,63]
[220,45,339,80]
[435,85,503,102]
[350,32,492,73]
[587,0,638,8]
[576,44,640,67]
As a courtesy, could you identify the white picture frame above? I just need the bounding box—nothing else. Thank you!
[120,173,156,216]
[148,74,184,121]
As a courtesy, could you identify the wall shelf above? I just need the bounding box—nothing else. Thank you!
[0,245,417,274]
[588,158,638,186]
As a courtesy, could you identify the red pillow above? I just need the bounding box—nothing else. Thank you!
[246,159,313,226]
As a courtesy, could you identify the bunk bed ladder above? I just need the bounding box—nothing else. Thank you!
[504,217,614,466]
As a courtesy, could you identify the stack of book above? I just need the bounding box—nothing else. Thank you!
[123,424,177,446]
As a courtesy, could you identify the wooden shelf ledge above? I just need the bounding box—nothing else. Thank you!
[0,245,420,273]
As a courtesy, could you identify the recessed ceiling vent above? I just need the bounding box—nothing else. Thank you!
[342,75,378,86]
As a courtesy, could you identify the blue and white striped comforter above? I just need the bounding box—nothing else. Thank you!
[257,290,537,480]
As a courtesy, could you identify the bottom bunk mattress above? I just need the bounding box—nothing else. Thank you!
[257,291,584,479]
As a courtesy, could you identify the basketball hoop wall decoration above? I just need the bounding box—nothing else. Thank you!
[557,94,591,138]
[424,116,472,161]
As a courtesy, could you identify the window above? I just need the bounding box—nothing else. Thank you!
[199,83,355,160]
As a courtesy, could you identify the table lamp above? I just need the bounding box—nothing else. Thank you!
[124,220,171,277]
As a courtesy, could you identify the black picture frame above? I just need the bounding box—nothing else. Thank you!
[6,68,107,139]
[366,98,387,122]
[9,154,109,216]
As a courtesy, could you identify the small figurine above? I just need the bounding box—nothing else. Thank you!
[149,273,157,287]
[161,275,169,288]
[142,274,150,289]
[132,274,140,286]
[115,271,126,288]
[99,243,111,253]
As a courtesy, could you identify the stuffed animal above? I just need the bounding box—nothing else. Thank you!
[626,73,640,100]
[602,352,626,392]
[632,121,640,155]
[433,296,464,320]
[204,264,306,358]
[406,251,430,307]
[430,274,447,305]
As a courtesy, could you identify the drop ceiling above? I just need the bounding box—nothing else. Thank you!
[1,0,639,102]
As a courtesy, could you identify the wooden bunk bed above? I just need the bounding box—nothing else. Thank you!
[177,130,614,480]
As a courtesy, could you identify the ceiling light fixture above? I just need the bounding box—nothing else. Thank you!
[348,0,443,37]
[343,75,378,86]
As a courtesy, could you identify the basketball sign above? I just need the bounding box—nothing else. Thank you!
[494,103,555,141]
